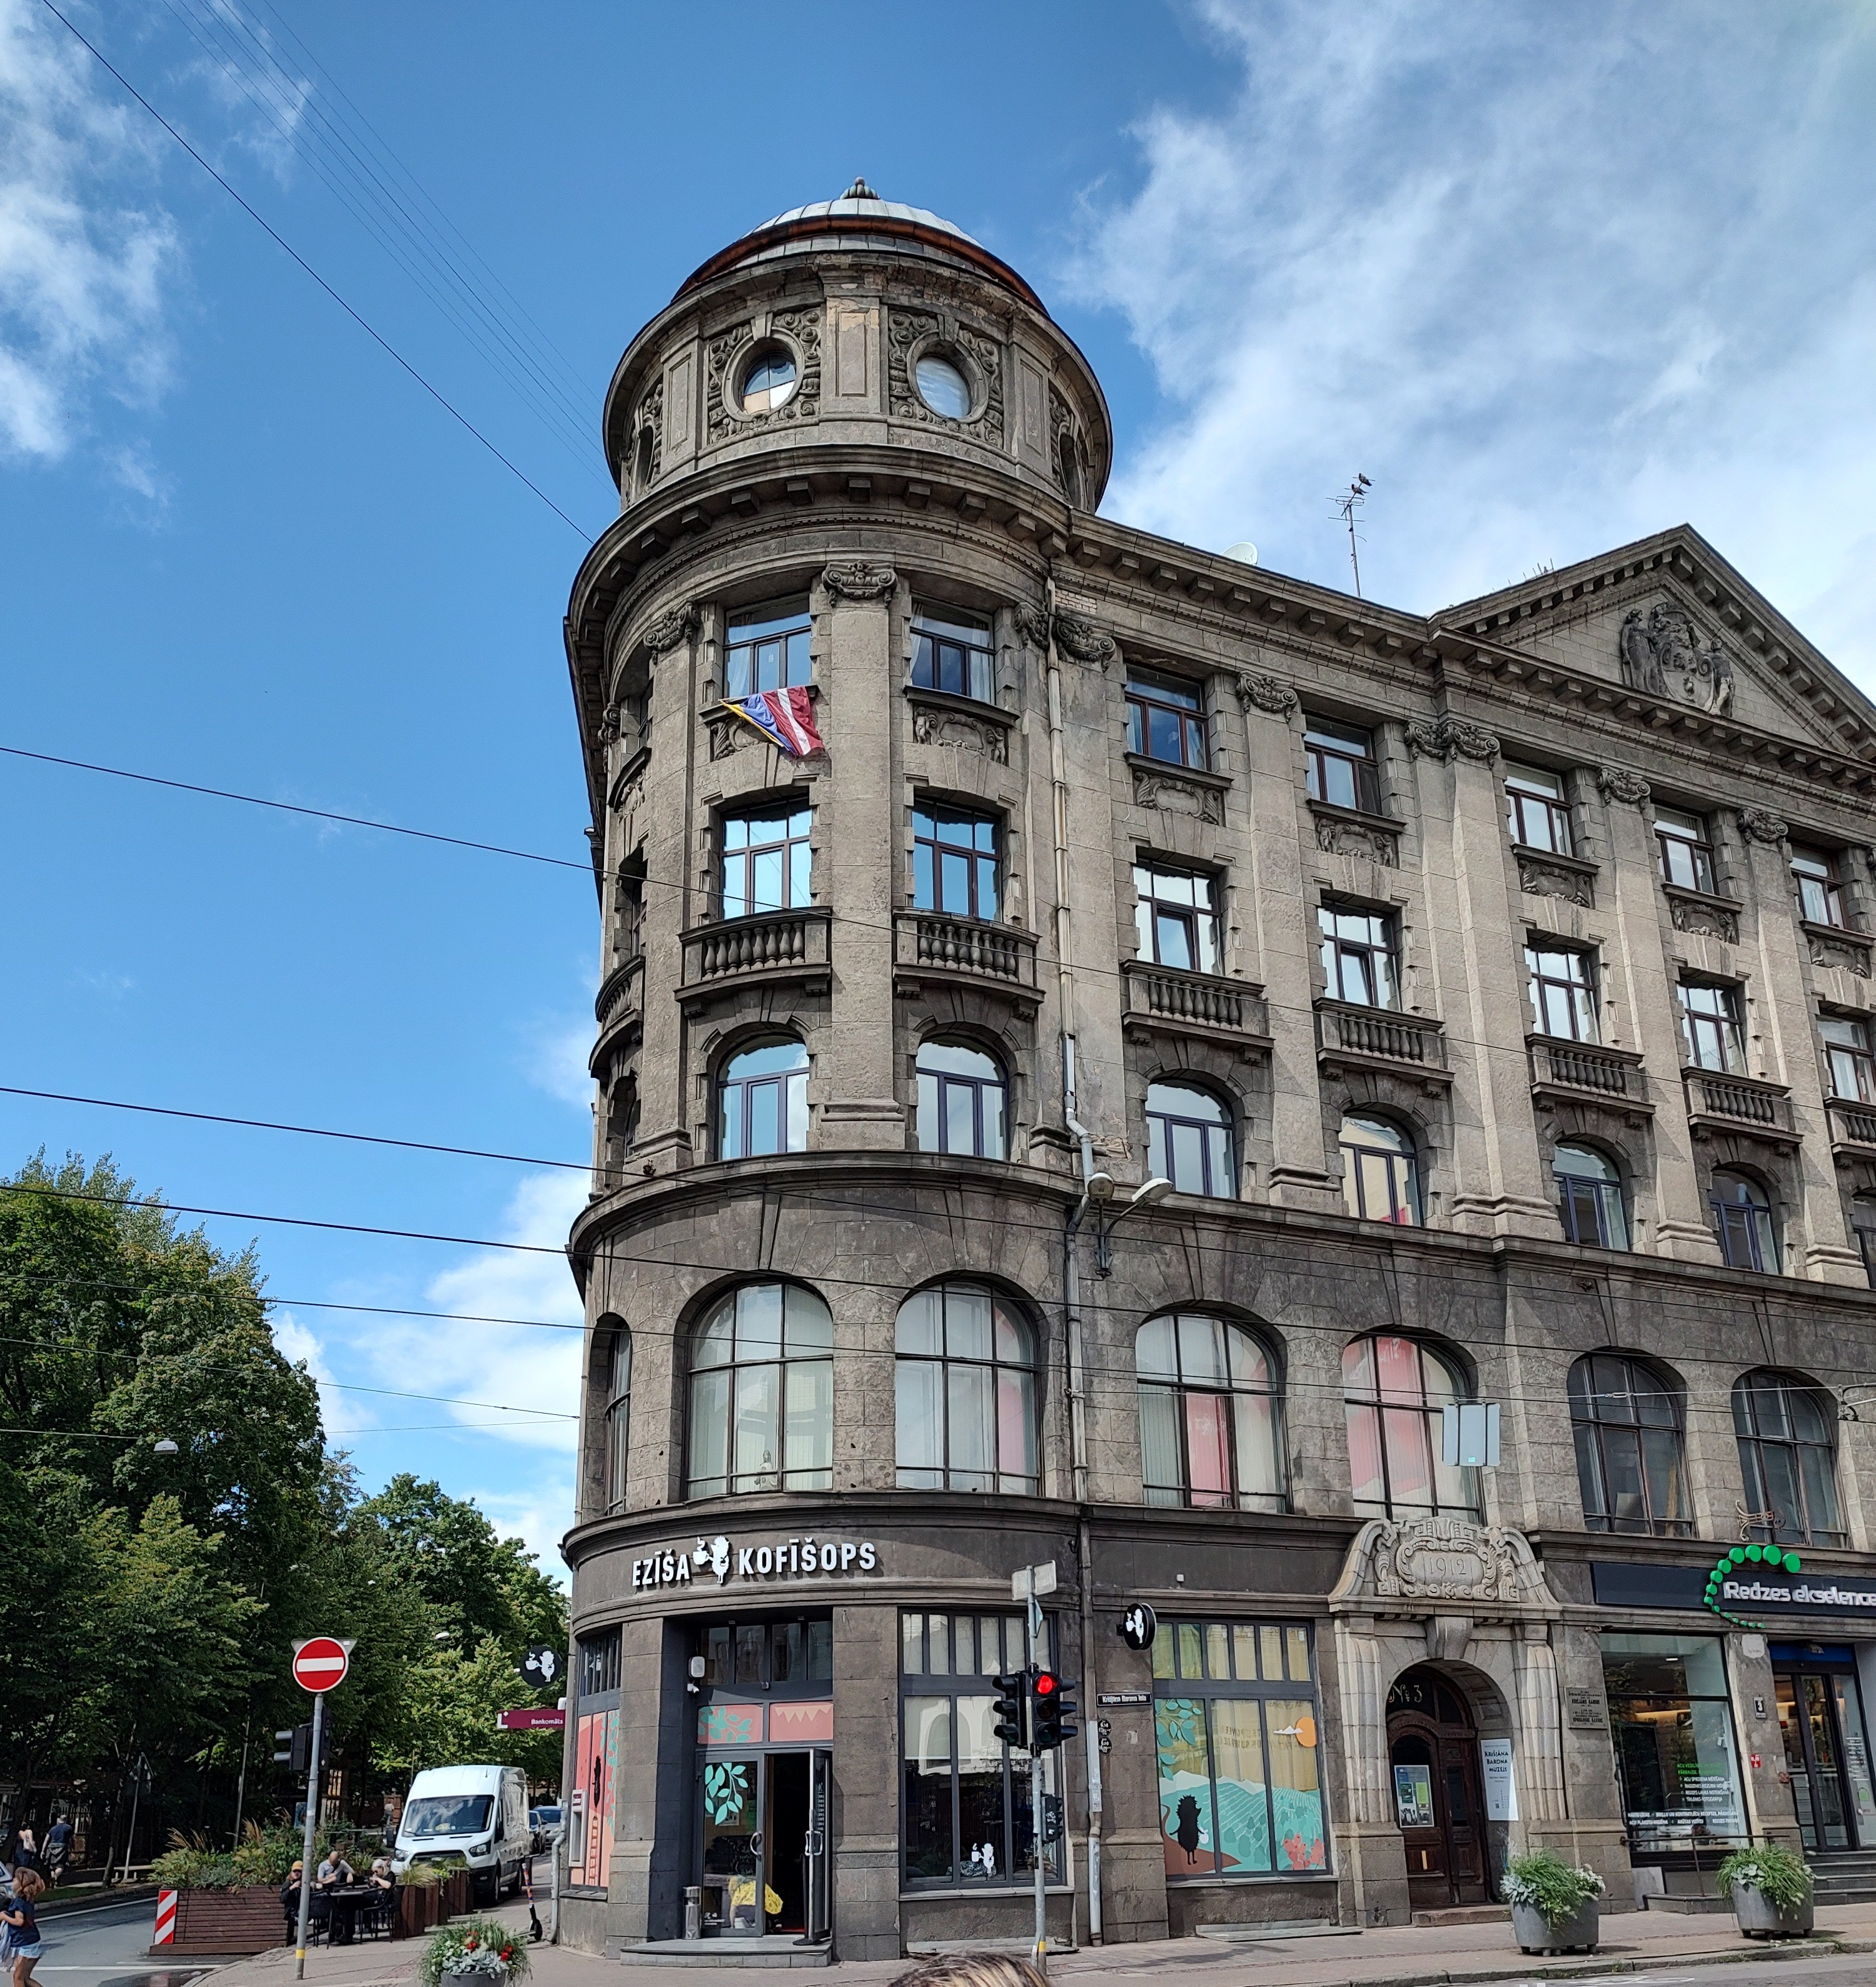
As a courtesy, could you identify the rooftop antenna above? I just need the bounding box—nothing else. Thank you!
[1331,474,1371,597]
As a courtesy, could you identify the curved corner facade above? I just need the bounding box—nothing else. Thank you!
[559,191,1876,1960]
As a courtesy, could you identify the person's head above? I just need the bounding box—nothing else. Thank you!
[14,1872,43,1899]
[891,1959,1044,1987]
[372,1858,391,1876]
[290,1862,303,1877]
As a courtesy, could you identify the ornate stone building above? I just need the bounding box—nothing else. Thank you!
[559,184,1876,1958]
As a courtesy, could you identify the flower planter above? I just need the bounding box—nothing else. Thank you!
[1511,1899,1600,1954]
[154,1886,291,1955]
[1731,1883,1814,1939]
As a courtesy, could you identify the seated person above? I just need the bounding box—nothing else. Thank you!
[280,1862,305,1943]
[367,1856,395,1892]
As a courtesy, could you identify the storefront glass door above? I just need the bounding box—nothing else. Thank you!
[1772,1646,1876,1853]
[698,1749,826,1937]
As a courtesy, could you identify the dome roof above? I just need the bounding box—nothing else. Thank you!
[675,179,1043,312]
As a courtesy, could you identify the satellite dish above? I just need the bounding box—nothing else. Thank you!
[1224,541,1259,566]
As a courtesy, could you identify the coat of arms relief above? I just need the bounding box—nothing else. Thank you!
[1618,603,1734,715]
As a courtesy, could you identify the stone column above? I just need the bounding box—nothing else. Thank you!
[1238,672,1341,1210]
[1410,719,1556,1239]
[1511,1624,1567,1824]
[832,1602,902,1958]
[815,562,905,1148]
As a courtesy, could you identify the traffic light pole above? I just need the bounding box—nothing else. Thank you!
[293,1690,325,1981]
[1026,1592,1046,1971]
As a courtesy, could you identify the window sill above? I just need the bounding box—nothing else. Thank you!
[1308,797,1406,836]
[1125,750,1231,792]
[1161,1871,1338,1888]
[904,685,1017,730]
[1512,842,1598,876]
[900,1883,1075,1901]
[1661,882,1742,915]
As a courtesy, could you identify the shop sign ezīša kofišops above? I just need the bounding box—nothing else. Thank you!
[632,1532,879,1591]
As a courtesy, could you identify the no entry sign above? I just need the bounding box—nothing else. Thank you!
[292,1637,353,1693]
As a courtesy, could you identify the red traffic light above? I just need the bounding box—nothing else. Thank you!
[1033,1671,1059,1696]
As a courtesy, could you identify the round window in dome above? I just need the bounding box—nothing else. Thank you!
[739,346,797,414]
[914,352,972,420]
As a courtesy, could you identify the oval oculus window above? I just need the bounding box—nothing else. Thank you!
[914,352,972,420]
[740,347,797,414]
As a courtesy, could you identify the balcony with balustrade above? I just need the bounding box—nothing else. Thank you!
[1527,1035,1652,1120]
[892,913,1040,1014]
[678,908,832,1008]
[1314,1000,1451,1089]
[1683,1066,1800,1146]
[1121,962,1272,1056]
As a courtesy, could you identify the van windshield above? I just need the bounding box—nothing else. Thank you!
[402,1796,493,1838]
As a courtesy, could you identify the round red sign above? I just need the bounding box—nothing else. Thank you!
[292,1637,351,1693]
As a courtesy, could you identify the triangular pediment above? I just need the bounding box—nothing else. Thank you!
[1438,526,1876,764]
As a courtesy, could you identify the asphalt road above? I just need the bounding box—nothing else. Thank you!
[29,1894,200,1987]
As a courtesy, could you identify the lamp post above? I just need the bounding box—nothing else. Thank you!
[1094,1177,1174,1274]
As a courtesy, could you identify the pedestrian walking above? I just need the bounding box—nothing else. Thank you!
[2,1869,47,1987]
[38,1824,68,1893]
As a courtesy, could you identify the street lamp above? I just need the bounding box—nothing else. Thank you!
[1094,1176,1174,1274]
[153,1437,179,1456]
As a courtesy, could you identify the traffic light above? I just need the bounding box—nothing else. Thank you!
[1039,1794,1064,1844]
[1029,1671,1077,1751]
[991,1671,1029,1750]
[274,1723,313,1773]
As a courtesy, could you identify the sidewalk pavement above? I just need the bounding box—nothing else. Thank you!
[186,1896,1876,1987]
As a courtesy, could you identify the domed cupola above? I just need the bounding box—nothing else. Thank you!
[600,178,1109,516]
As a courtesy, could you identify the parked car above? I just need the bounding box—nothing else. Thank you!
[391,1764,530,1903]
[528,1804,562,1854]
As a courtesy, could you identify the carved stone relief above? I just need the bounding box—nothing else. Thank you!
[1810,931,1872,978]
[1518,855,1594,907]
[1237,672,1299,717]
[641,603,698,655]
[1595,766,1653,807]
[705,713,761,760]
[1133,768,1222,824]
[633,376,663,488]
[910,703,1009,763]
[1012,604,1051,651]
[1404,717,1500,763]
[705,308,822,443]
[1052,613,1116,668]
[1670,894,1739,942]
[1619,602,1734,713]
[1738,807,1790,847]
[822,560,897,603]
[1315,813,1398,865]
[1333,1514,1556,1611]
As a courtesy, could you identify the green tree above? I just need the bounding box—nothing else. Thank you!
[380,1639,563,1787]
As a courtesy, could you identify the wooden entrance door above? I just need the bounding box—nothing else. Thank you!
[1387,1667,1488,1911]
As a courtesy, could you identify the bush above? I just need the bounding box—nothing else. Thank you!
[1718,1844,1813,1915]
[1503,1848,1606,1928]
[231,1823,312,1887]
[420,1918,533,1987]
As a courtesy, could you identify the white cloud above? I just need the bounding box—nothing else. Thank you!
[0,0,179,460]
[1067,1,1876,684]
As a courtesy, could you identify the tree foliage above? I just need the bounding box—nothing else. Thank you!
[0,1155,570,1849]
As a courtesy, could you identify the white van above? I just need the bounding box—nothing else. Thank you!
[392,1764,532,1902]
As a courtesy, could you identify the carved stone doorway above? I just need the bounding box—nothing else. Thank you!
[1387,1666,1488,1911]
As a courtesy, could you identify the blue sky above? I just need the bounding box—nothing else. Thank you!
[4,1,1873,1576]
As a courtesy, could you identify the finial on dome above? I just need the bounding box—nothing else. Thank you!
[841,176,876,201]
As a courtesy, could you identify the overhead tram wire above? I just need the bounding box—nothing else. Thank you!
[151,0,606,483]
[38,2,590,538]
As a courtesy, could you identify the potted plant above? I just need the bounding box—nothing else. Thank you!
[1504,1848,1605,1954]
[1718,1845,1815,1938]
[420,1918,533,1987]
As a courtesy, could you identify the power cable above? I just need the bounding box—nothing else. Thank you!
[38,1,590,538]
[0,746,589,872]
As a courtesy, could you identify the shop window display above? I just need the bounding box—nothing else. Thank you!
[1150,1617,1326,1878]
[1600,1631,1747,1857]
[900,1611,1059,1890]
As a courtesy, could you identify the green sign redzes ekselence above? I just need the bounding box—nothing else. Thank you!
[1705,1542,1803,1628]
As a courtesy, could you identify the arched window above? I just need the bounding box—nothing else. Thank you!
[600,1323,632,1516]
[895,1283,1037,1494]
[1568,1354,1688,1535]
[915,1041,1007,1159]
[1146,1081,1234,1198]
[719,1037,809,1160]
[1712,1169,1778,1272]
[1342,1334,1479,1519]
[1339,1114,1420,1224]
[603,1075,639,1180]
[1136,1314,1285,1512]
[1555,1143,1628,1249]
[1733,1369,1845,1547]
[687,1282,833,1498]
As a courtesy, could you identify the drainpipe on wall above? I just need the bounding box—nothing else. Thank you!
[1047,578,1104,1943]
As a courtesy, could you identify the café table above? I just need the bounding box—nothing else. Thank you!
[323,1883,375,1944]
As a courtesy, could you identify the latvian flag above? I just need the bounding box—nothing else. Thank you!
[720,688,824,758]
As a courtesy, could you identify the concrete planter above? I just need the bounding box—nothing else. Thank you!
[1730,1883,1814,1939]
[1511,1899,1600,1954]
